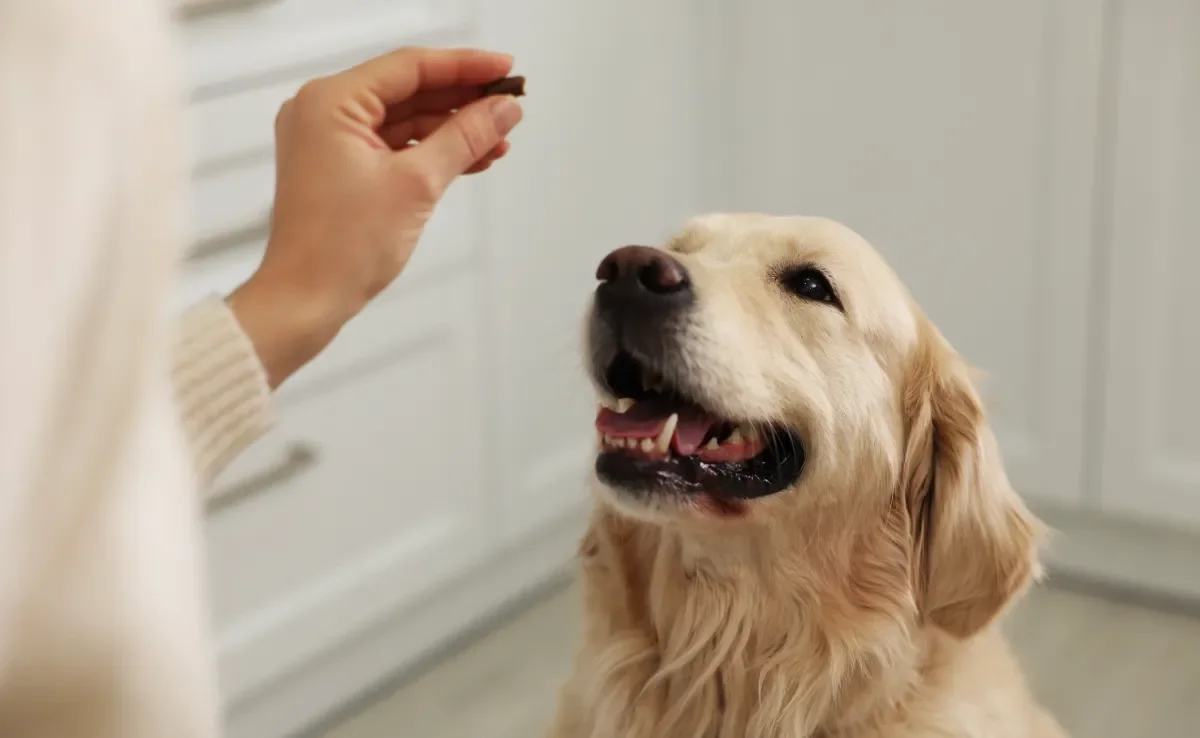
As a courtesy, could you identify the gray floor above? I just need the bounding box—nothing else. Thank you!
[324,580,1200,738]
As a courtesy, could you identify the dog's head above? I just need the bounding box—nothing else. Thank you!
[585,213,1041,638]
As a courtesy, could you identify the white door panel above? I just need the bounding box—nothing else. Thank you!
[1098,0,1200,531]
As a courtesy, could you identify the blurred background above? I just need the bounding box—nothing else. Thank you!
[176,0,1200,736]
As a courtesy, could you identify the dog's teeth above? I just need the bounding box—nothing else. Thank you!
[705,437,720,450]
[728,428,744,445]
[616,397,635,413]
[743,426,758,443]
[639,438,654,453]
[656,413,679,454]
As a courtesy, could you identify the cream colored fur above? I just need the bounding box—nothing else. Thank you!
[550,214,1067,738]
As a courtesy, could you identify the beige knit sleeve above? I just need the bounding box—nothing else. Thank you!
[171,297,275,485]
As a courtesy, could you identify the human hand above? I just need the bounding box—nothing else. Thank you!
[229,47,523,388]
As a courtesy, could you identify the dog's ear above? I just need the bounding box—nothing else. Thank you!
[899,319,1043,639]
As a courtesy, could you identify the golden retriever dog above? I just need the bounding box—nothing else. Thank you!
[548,214,1067,738]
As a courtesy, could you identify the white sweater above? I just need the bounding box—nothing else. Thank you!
[0,1,273,736]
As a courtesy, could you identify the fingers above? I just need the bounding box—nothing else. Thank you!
[403,95,523,192]
[383,86,486,124]
[463,140,511,174]
[382,113,510,174]
[342,47,513,109]
[378,113,449,149]
[379,112,518,151]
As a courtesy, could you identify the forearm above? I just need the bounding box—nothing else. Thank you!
[171,297,274,486]
[225,270,340,391]
[171,244,355,486]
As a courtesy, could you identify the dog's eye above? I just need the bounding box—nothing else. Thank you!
[780,267,841,308]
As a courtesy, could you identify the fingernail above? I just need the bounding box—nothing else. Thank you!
[490,96,523,134]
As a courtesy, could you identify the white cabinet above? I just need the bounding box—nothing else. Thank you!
[207,279,490,706]
[177,0,1200,732]
[1098,0,1200,531]
[177,0,705,735]
[715,0,1105,508]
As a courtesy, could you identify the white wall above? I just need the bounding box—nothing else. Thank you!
[479,0,705,543]
[708,0,1200,601]
[706,0,1106,511]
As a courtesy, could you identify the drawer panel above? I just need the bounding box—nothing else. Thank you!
[182,0,470,92]
[191,77,288,171]
[172,237,265,315]
[191,159,274,246]
[205,273,488,702]
[190,47,390,171]
[184,162,479,281]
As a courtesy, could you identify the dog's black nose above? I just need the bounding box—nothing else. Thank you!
[596,246,691,297]
[591,246,693,371]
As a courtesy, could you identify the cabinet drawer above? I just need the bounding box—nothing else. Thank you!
[180,168,478,295]
[190,47,391,172]
[205,273,488,704]
[191,77,287,172]
[182,0,470,92]
[191,159,273,246]
[172,237,265,315]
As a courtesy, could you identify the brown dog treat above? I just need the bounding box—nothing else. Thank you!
[480,75,525,97]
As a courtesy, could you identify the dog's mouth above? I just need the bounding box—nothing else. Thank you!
[594,350,805,503]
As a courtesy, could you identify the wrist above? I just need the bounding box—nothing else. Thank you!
[226,272,343,390]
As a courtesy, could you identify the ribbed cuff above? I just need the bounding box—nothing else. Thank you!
[171,296,274,487]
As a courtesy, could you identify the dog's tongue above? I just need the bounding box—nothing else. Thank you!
[595,398,716,455]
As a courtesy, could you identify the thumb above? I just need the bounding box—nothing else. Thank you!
[409,95,523,192]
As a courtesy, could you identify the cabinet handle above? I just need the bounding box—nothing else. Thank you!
[178,0,280,19]
[208,442,319,512]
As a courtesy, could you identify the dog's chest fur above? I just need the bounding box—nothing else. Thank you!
[559,511,923,738]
